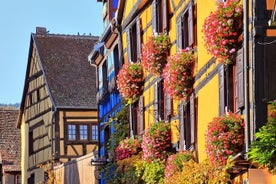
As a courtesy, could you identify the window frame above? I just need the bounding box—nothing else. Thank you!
[91,125,99,141]
[126,18,141,62]
[176,2,194,49]
[67,123,98,142]
[178,94,195,151]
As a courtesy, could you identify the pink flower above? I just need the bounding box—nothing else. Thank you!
[141,33,171,76]
[229,48,236,53]
[202,0,243,65]
[117,62,144,100]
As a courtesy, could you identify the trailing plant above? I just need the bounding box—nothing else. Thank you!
[115,154,144,184]
[141,33,171,76]
[141,121,172,161]
[205,112,244,166]
[164,151,194,179]
[135,159,166,184]
[117,62,144,102]
[162,49,194,100]
[115,137,141,161]
[247,100,276,173]
[165,158,233,184]
[106,106,130,160]
[102,161,119,184]
[202,0,243,64]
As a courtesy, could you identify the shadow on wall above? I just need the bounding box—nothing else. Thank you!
[54,153,98,184]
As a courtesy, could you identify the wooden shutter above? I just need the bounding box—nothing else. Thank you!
[165,92,172,118]
[129,104,134,137]
[178,105,184,150]
[219,65,225,115]
[126,29,132,62]
[162,0,168,32]
[190,93,195,149]
[152,0,157,33]
[236,49,244,109]
[138,95,144,135]
[136,18,141,61]
[188,4,194,46]
[177,16,182,49]
[154,82,159,122]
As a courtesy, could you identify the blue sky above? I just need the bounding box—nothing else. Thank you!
[0,0,103,104]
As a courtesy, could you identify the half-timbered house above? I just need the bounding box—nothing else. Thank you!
[17,27,99,184]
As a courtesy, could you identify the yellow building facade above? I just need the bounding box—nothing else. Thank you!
[95,0,276,183]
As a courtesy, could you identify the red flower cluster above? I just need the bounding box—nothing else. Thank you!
[141,121,171,161]
[163,49,194,100]
[205,112,244,166]
[164,151,194,179]
[141,33,171,76]
[202,0,243,64]
[115,137,141,161]
[117,62,144,100]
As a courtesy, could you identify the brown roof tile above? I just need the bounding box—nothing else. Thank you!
[0,110,21,171]
[33,33,98,108]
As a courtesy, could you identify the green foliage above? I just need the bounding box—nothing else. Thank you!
[143,161,165,184]
[102,161,119,184]
[173,151,194,170]
[165,158,233,184]
[116,154,144,184]
[247,100,276,173]
[135,159,165,184]
[106,106,130,159]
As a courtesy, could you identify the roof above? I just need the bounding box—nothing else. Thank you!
[0,110,21,172]
[32,31,98,108]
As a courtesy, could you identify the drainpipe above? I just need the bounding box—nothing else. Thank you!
[243,0,250,154]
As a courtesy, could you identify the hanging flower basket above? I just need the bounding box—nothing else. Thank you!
[141,121,171,161]
[162,49,194,100]
[205,112,244,166]
[117,62,144,100]
[202,0,243,64]
[141,33,171,76]
[115,137,141,161]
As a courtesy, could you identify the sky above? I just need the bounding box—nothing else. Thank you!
[0,0,103,104]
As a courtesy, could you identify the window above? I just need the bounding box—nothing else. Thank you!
[37,89,40,101]
[80,125,88,140]
[16,175,21,184]
[176,3,194,49]
[68,125,76,141]
[67,124,98,142]
[178,94,196,150]
[152,0,168,33]
[219,49,244,114]
[130,102,139,136]
[28,174,35,184]
[29,131,34,154]
[154,80,165,121]
[91,125,98,140]
[126,18,141,62]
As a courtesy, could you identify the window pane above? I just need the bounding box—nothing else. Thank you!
[91,125,98,140]
[80,125,88,140]
[68,125,76,140]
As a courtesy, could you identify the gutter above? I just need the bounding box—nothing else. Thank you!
[243,0,250,154]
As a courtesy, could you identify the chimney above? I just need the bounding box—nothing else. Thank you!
[36,27,47,34]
